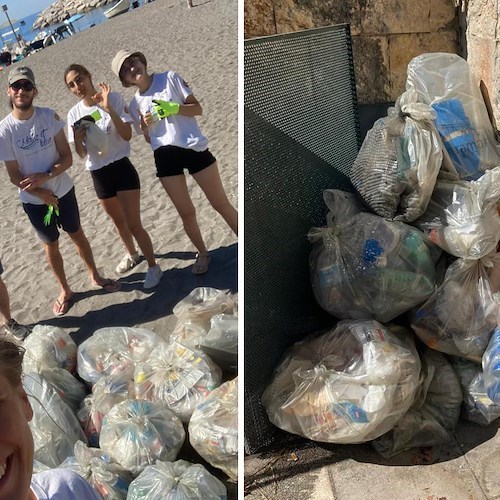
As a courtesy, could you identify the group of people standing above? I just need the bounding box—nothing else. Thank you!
[0,50,238,338]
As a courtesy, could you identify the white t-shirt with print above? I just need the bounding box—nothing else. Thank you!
[67,92,132,171]
[0,107,74,205]
[30,468,100,499]
[128,71,208,152]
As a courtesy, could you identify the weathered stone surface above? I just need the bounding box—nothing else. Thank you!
[244,0,276,38]
[352,36,391,103]
[388,32,458,99]
[466,0,496,37]
[274,0,314,35]
[429,0,457,31]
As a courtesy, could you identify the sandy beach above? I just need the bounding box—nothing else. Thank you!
[0,1,238,493]
[0,0,238,340]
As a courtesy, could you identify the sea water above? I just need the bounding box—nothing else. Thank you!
[1,0,147,46]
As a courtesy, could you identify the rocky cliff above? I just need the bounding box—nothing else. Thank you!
[33,0,116,29]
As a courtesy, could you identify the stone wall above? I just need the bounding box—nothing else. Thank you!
[463,0,500,131]
[244,0,459,104]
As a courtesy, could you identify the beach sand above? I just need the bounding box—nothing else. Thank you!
[0,0,238,493]
[0,0,238,337]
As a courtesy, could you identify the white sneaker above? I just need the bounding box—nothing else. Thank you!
[116,252,140,274]
[143,264,162,289]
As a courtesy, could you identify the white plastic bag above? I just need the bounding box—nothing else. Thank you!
[60,441,133,500]
[22,325,77,373]
[23,372,87,467]
[134,342,222,422]
[309,189,439,322]
[262,320,421,444]
[78,373,132,447]
[412,167,500,259]
[412,254,500,361]
[189,377,238,480]
[406,52,500,180]
[171,288,236,345]
[126,460,227,499]
[77,327,162,384]
[75,115,109,157]
[450,357,500,425]
[350,89,442,222]
[99,399,185,474]
[42,367,87,412]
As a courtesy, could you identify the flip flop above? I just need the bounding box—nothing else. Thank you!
[98,279,121,292]
[53,297,72,317]
[192,254,211,275]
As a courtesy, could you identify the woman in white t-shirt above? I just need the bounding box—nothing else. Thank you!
[64,64,162,289]
[0,338,100,500]
[111,50,238,275]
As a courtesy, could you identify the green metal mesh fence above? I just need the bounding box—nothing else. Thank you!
[244,25,361,452]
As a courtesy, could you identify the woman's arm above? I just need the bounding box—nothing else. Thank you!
[94,83,132,141]
[177,93,202,116]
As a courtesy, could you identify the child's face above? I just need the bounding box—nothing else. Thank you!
[122,56,147,86]
[0,374,34,500]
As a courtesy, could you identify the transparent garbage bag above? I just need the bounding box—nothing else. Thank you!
[450,357,500,425]
[42,367,87,413]
[22,325,77,374]
[23,372,87,467]
[372,348,463,457]
[60,441,133,500]
[78,374,133,447]
[406,52,500,180]
[134,341,222,422]
[412,167,500,259]
[411,254,500,361]
[99,399,185,474]
[199,314,238,372]
[78,327,162,384]
[309,189,439,322]
[189,377,238,480]
[126,459,227,500]
[170,288,236,346]
[75,116,109,157]
[350,88,442,222]
[483,327,500,404]
[261,320,421,444]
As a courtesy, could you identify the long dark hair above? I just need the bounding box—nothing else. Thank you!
[63,64,92,86]
[0,337,25,386]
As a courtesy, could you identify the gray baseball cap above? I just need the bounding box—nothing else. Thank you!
[8,66,36,86]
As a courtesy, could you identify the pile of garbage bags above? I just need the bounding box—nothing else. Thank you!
[21,287,237,498]
[263,52,500,455]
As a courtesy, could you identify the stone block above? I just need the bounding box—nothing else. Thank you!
[352,36,391,104]
[244,0,277,38]
[388,31,458,100]
[466,0,497,37]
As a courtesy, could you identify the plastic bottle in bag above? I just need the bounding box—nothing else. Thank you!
[483,327,500,403]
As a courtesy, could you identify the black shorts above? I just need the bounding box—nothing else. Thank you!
[90,157,141,199]
[153,145,216,177]
[22,187,81,243]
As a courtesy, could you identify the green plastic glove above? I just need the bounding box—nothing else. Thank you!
[43,205,60,226]
[152,99,180,119]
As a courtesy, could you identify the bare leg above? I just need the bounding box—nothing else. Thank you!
[66,226,110,287]
[192,163,238,235]
[99,196,137,256]
[116,189,157,268]
[0,277,11,323]
[159,175,208,255]
[44,239,73,304]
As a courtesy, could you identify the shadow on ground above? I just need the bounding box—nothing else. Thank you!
[38,243,238,344]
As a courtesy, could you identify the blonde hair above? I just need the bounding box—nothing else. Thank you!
[0,337,24,386]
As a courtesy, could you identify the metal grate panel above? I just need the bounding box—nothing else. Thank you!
[244,25,361,453]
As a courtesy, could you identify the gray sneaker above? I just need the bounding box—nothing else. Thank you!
[4,319,32,341]
[143,265,163,289]
[116,252,140,273]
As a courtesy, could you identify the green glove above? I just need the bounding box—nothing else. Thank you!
[152,99,180,119]
[43,205,60,226]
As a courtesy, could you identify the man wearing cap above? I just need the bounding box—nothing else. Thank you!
[0,66,120,317]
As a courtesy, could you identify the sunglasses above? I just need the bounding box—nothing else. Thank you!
[10,81,34,92]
